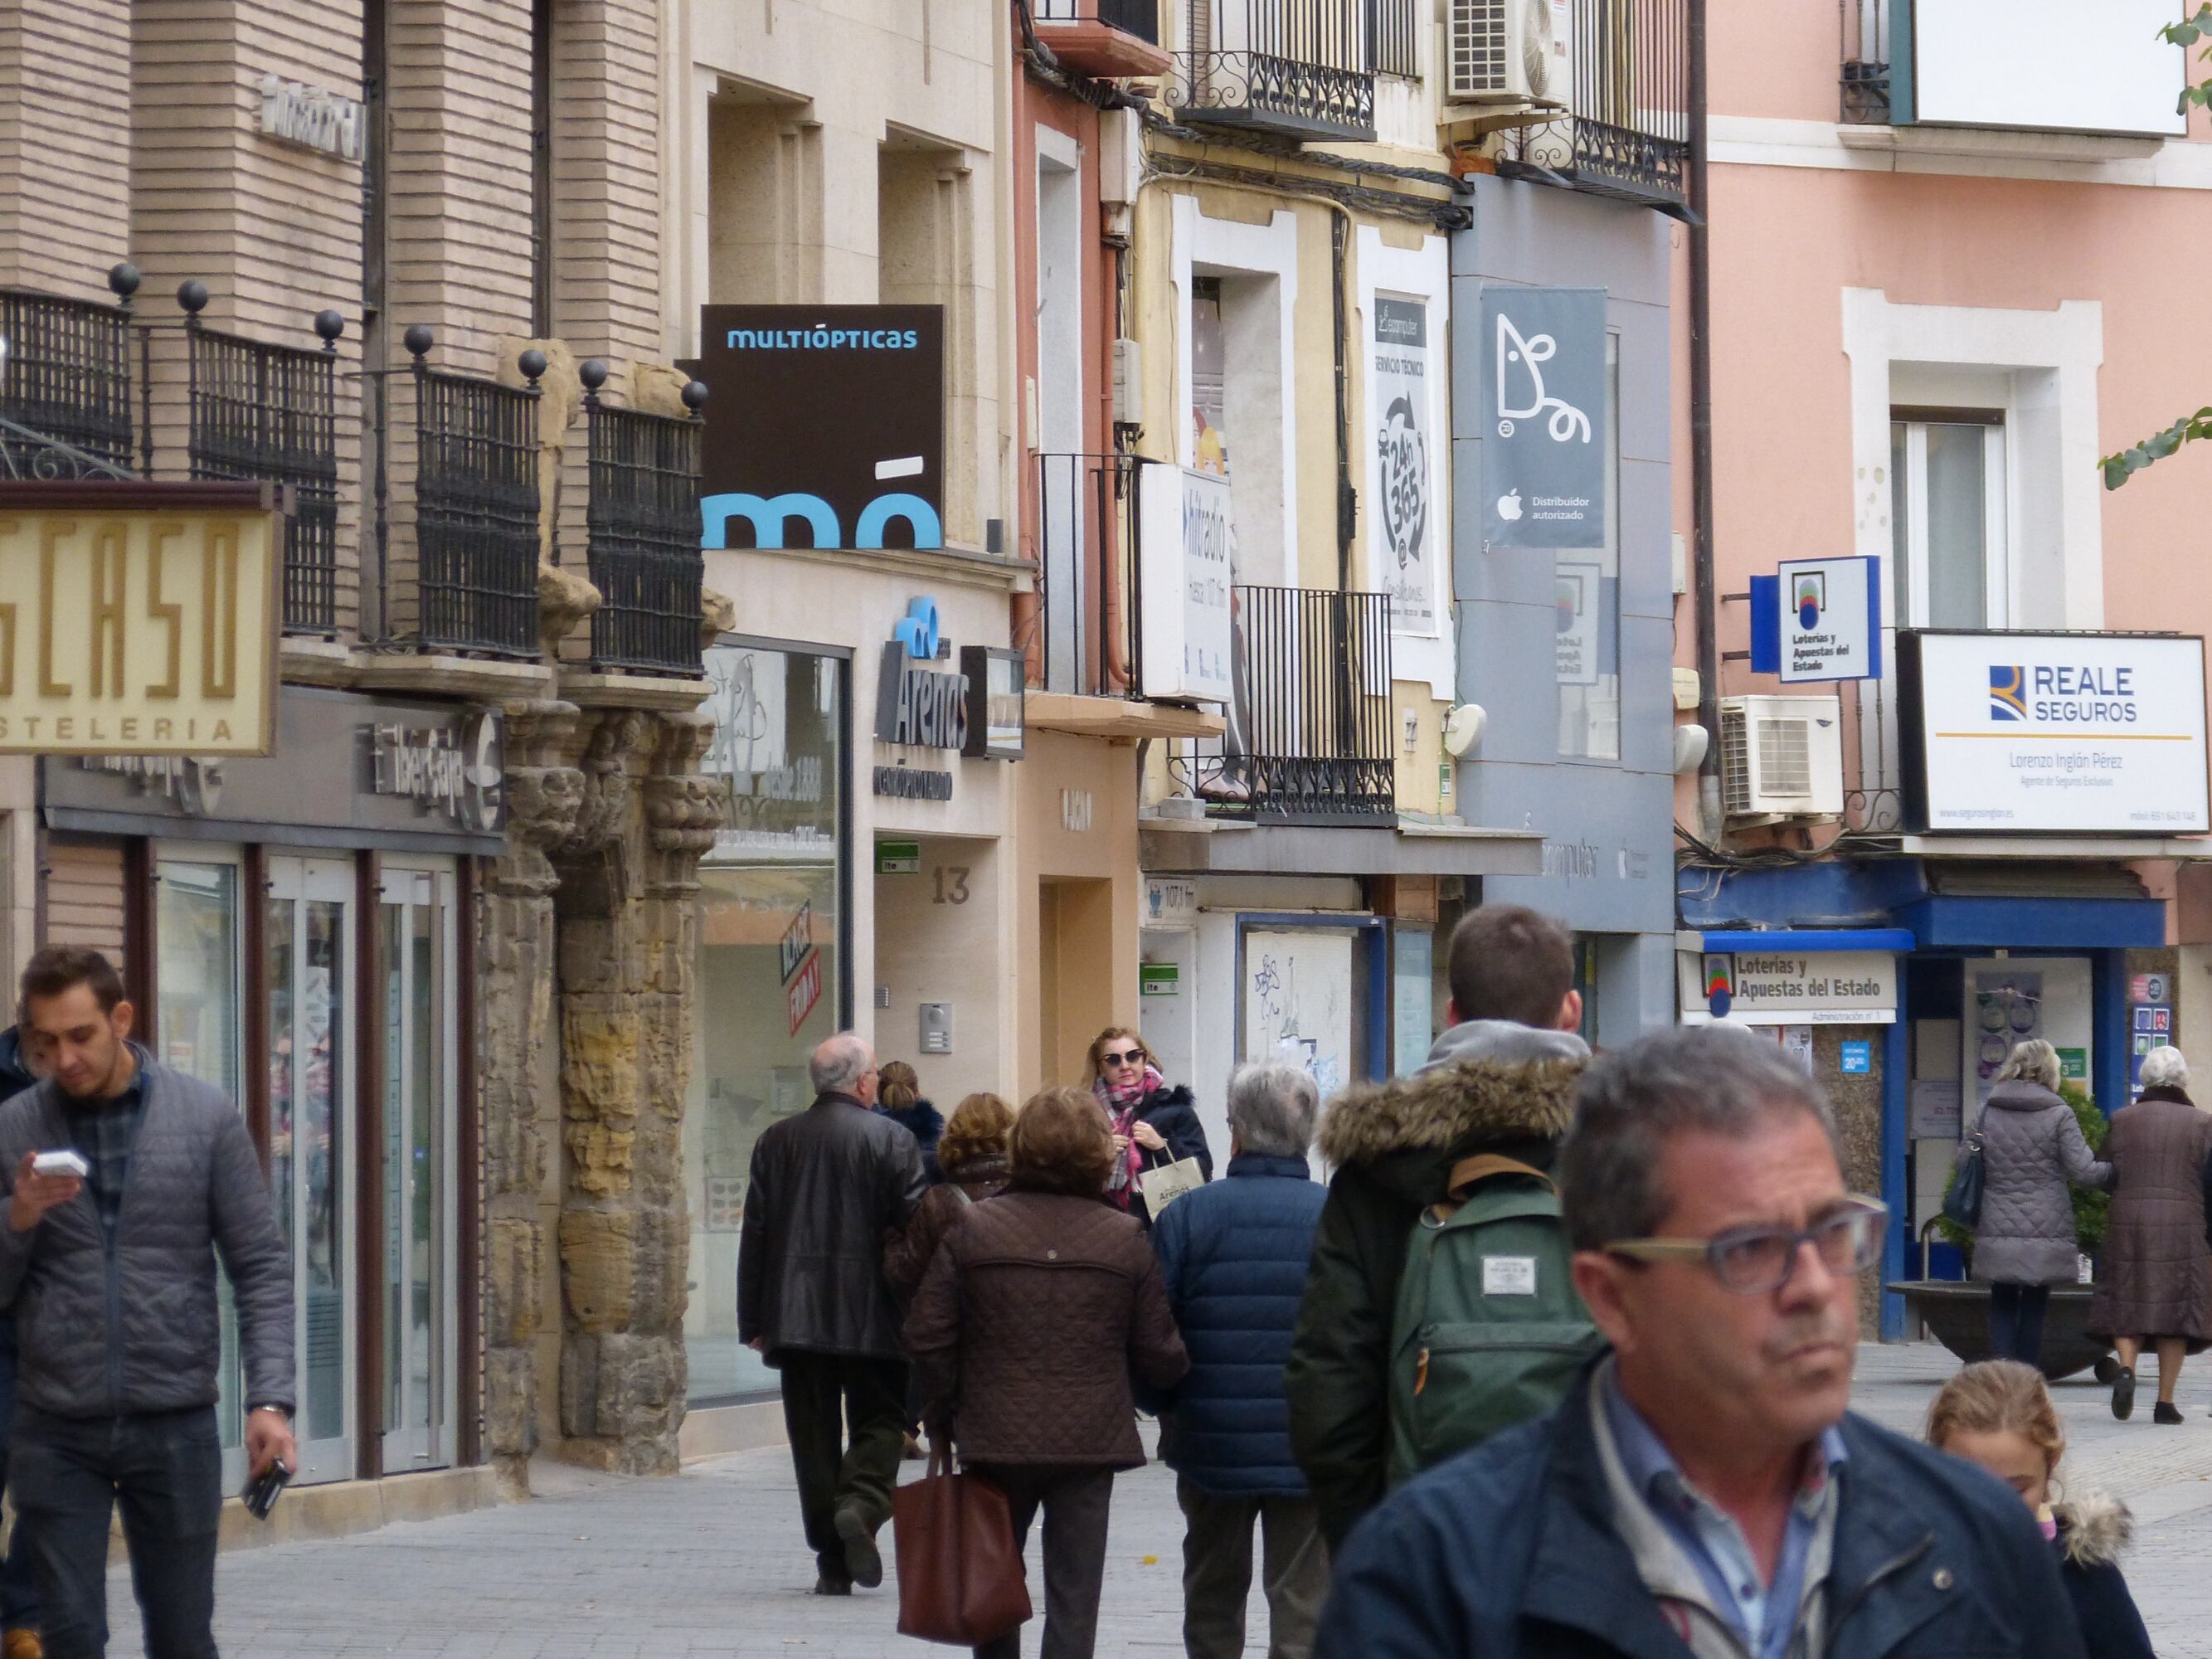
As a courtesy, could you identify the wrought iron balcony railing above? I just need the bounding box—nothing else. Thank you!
[1029,451,1145,698]
[407,329,542,658]
[1172,0,1415,143]
[0,278,138,479]
[1173,584,1395,825]
[582,361,707,676]
[1840,0,1890,124]
[1500,0,1691,215]
[1035,0,1159,45]
[185,303,343,635]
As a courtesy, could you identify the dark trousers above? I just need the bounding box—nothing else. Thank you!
[969,1463,1116,1659]
[777,1350,909,1583]
[11,1404,222,1659]
[0,1318,36,1632]
[1989,1282,2053,1369]
[1176,1478,1329,1659]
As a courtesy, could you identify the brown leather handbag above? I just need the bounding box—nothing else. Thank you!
[892,1443,1033,1646]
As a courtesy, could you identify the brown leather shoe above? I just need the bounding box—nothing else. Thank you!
[4,1627,45,1659]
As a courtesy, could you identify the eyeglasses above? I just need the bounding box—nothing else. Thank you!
[1604,1196,1889,1296]
[1100,1049,1144,1067]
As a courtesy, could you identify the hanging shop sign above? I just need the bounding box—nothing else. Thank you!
[1749,557,1882,684]
[0,489,280,755]
[1368,294,1441,637]
[1677,950,1898,1026]
[961,646,1024,761]
[694,304,944,552]
[41,686,506,854]
[1480,286,1607,552]
[1898,630,2211,835]
[1136,465,1233,704]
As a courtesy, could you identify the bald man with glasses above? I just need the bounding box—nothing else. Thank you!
[1317,1025,2087,1659]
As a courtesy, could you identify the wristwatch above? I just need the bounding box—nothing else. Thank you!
[248,1404,292,1421]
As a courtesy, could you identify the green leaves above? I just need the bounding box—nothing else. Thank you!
[2100,409,2212,489]
[2168,4,2212,111]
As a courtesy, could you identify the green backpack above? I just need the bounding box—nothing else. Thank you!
[1385,1153,1602,1486]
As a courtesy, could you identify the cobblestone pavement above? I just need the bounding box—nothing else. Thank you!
[99,1343,2212,1657]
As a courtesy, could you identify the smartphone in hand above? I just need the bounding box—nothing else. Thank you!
[242,1457,291,1520]
[30,1151,88,1180]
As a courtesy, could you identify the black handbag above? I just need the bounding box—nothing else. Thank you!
[1943,1110,1989,1230]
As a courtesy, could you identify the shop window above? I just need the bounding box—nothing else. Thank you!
[155,854,247,1454]
[1557,334,1621,761]
[686,643,849,1404]
[1890,410,2007,630]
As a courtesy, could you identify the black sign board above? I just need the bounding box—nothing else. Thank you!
[694,304,945,552]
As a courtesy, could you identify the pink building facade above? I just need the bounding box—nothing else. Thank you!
[1676,0,2212,1333]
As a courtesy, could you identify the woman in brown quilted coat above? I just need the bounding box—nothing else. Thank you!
[905,1087,1190,1659]
[2088,1046,2212,1424]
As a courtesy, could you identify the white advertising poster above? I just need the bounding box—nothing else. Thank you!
[1137,465,1234,704]
[1369,294,1441,637]
[1555,561,1601,687]
[1244,929,1355,1098]
[1911,0,2185,139]
[1906,632,2211,834]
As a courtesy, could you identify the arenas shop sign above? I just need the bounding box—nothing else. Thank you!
[870,597,1023,801]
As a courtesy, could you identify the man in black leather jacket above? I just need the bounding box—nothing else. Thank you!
[739,1031,927,1596]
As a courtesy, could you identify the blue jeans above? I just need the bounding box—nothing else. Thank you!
[11,1405,221,1659]
[0,1316,37,1630]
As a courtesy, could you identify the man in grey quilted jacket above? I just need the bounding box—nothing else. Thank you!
[0,945,294,1659]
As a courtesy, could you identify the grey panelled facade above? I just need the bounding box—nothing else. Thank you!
[1450,175,1677,1040]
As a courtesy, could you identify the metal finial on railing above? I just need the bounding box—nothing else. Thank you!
[518,348,547,391]
[681,379,708,421]
[314,310,344,354]
[107,264,140,307]
[403,324,435,360]
[577,358,608,409]
[177,280,208,317]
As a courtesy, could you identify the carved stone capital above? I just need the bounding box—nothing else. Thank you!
[555,708,651,860]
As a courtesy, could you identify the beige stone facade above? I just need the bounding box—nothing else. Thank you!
[0,0,711,1499]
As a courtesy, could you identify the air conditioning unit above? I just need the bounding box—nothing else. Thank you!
[1447,0,1570,105]
[1719,696,1845,821]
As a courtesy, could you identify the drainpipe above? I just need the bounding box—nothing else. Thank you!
[1331,208,1355,595]
[1687,0,1721,839]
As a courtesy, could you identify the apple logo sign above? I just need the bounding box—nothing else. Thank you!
[1496,489,1523,523]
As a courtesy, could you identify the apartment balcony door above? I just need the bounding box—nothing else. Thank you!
[379,864,460,1472]
[265,854,357,1486]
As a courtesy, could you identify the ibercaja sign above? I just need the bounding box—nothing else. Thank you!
[693,305,945,552]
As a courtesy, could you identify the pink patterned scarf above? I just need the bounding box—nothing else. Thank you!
[1095,1063,1164,1207]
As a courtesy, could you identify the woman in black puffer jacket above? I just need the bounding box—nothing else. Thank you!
[1087,1026,1211,1223]
[875,1060,945,1185]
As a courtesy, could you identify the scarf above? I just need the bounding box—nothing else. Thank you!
[1094,1064,1165,1207]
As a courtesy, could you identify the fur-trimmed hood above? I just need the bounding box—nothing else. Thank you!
[1316,1020,1588,1171]
[2056,1492,2132,1569]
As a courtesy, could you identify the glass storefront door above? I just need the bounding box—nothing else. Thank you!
[377,864,459,1471]
[265,855,357,1486]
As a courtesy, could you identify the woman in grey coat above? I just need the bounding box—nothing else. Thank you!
[1976,1039,2112,1370]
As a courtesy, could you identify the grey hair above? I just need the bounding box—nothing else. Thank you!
[1996,1039,2061,1092]
[2142,1046,2190,1092]
[1226,1063,1320,1160]
[1560,1025,1839,1252]
[809,1031,873,1095]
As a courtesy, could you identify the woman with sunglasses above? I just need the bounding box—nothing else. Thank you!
[1087,1027,1212,1221]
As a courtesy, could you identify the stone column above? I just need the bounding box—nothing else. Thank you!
[478,700,583,1496]
[550,706,713,1473]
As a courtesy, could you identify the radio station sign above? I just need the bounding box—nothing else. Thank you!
[1899,630,2210,834]
[0,491,279,754]
[870,596,1023,802]
[1679,950,1898,1026]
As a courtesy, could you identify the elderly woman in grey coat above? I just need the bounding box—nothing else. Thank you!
[1976,1039,2112,1370]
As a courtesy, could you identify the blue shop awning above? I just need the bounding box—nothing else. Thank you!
[1695,929,1916,955]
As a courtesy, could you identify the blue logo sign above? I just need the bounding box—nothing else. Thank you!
[892,596,941,660]
[1840,1040,1872,1075]
[1989,665,2026,721]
